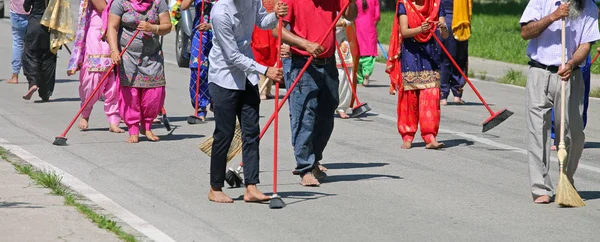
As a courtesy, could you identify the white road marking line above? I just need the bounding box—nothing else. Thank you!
[0,138,176,242]
[370,111,600,174]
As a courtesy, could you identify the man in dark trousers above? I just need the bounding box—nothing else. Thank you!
[207,0,287,203]
[274,0,357,186]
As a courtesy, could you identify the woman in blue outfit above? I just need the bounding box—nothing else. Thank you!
[181,0,215,121]
[439,0,468,105]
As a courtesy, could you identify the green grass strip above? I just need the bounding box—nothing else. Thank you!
[0,148,137,242]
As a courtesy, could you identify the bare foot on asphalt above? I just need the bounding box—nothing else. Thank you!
[300,172,320,187]
[317,162,328,172]
[425,140,445,149]
[141,130,159,141]
[243,185,270,203]
[127,135,139,143]
[209,187,234,203]
[22,85,38,100]
[338,111,350,119]
[109,124,125,133]
[78,117,89,131]
[401,141,412,149]
[7,74,18,84]
[454,97,465,105]
[534,195,551,204]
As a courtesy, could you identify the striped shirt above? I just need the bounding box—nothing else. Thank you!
[519,0,600,67]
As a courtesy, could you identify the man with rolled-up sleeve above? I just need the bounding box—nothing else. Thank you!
[207,0,288,203]
[273,0,357,187]
[519,0,600,204]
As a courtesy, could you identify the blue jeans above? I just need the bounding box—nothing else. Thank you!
[11,12,28,75]
[285,55,339,175]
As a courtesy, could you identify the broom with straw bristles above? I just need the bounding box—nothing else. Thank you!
[555,14,585,207]
[198,72,275,163]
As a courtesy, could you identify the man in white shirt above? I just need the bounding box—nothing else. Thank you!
[207,0,287,203]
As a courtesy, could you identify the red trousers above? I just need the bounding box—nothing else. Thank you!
[397,88,441,144]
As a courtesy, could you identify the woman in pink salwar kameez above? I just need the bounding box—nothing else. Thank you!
[354,0,380,86]
[68,0,124,133]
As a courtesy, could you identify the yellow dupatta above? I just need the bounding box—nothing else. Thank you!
[41,0,75,54]
[451,0,472,41]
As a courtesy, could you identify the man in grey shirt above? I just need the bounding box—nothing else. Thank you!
[207,0,288,203]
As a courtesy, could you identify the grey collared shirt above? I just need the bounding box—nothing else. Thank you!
[208,0,278,90]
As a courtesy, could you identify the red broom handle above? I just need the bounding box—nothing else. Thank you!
[592,51,599,65]
[259,2,351,139]
[404,1,494,115]
[57,29,141,138]
[194,0,206,117]
[273,18,283,194]
[335,40,363,105]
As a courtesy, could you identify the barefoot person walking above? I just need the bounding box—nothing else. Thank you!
[21,0,57,102]
[389,0,449,150]
[206,0,287,203]
[67,0,124,134]
[8,0,29,84]
[519,0,599,204]
[105,0,172,143]
[275,0,357,186]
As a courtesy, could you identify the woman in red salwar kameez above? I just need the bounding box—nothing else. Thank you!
[387,0,449,149]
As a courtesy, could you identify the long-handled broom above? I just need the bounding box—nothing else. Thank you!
[53,29,141,146]
[199,3,351,183]
[188,0,207,125]
[334,40,371,118]
[269,18,286,209]
[405,2,513,133]
[555,17,585,207]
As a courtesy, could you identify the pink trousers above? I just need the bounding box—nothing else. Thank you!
[79,69,120,125]
[119,86,165,135]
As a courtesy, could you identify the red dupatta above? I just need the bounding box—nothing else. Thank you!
[404,0,440,43]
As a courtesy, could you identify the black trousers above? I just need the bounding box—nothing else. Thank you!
[22,44,57,100]
[209,80,260,188]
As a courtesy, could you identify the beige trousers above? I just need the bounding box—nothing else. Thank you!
[526,67,585,199]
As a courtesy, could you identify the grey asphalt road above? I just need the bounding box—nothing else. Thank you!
[1,3,600,241]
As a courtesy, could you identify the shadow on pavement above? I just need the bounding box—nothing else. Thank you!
[411,139,474,148]
[34,97,80,103]
[55,79,79,84]
[231,191,336,206]
[579,191,600,201]
[322,174,403,183]
[155,134,205,141]
[321,162,389,170]
[584,142,600,149]
[0,202,44,209]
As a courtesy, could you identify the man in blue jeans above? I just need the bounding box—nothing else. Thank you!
[275,0,357,186]
[8,0,29,84]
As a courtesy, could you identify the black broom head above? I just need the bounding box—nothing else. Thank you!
[482,109,514,133]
